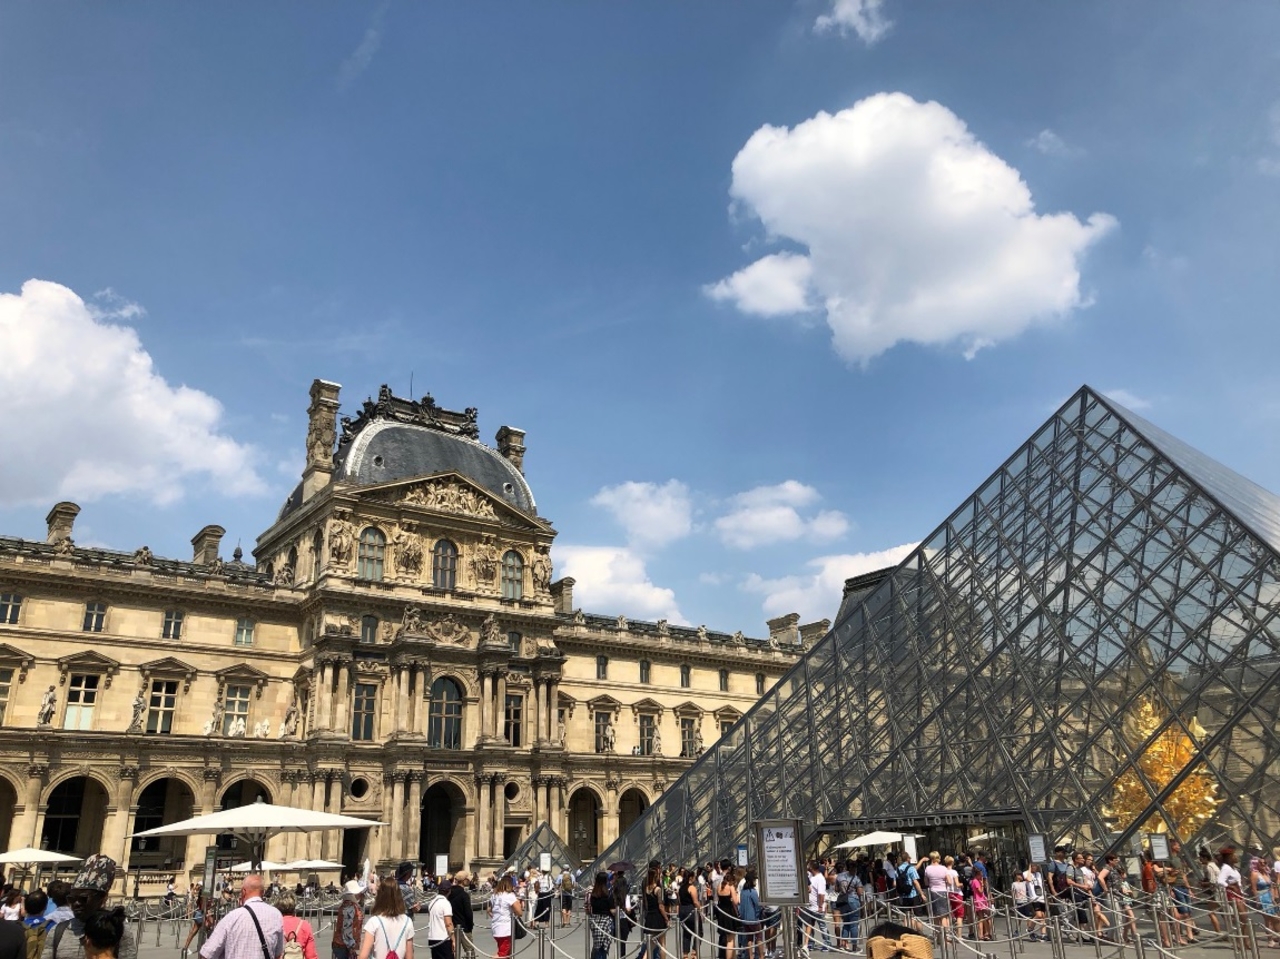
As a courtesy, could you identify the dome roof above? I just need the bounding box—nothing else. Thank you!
[336,419,535,513]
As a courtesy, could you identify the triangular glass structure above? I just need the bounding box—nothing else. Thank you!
[592,386,1280,873]
[504,822,580,874]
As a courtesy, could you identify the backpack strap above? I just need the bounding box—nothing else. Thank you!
[241,905,275,959]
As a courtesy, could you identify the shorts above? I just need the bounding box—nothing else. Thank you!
[1172,887,1191,917]
[1017,904,1036,919]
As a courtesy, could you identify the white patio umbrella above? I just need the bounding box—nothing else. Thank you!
[0,848,82,865]
[229,860,291,873]
[131,799,382,869]
[284,859,345,871]
[832,830,916,849]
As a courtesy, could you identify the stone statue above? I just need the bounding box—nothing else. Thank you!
[656,619,670,637]
[274,564,295,587]
[732,630,746,646]
[328,519,353,567]
[470,537,498,584]
[229,716,246,738]
[481,613,502,646]
[127,690,147,733]
[52,536,75,556]
[697,625,708,642]
[402,605,427,634]
[201,718,215,736]
[768,632,780,649]
[253,719,270,738]
[603,721,616,752]
[133,545,154,565]
[693,727,704,756]
[208,695,225,736]
[425,613,471,645]
[280,695,300,738]
[209,556,225,575]
[393,526,423,575]
[531,549,553,592]
[572,609,586,626]
[37,685,57,726]
[556,719,566,745]
[652,728,662,755]
[615,614,628,631]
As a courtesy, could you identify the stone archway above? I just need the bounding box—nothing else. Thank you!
[568,788,602,864]
[217,779,273,858]
[131,777,196,870]
[0,777,16,852]
[41,776,110,856]
[421,781,466,872]
[618,787,649,837]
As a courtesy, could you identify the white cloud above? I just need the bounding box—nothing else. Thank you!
[814,0,893,45]
[1025,129,1083,158]
[554,545,686,624]
[743,543,917,621]
[715,480,850,549]
[337,1,389,91]
[704,252,814,317]
[707,93,1117,364]
[1101,388,1153,412]
[591,480,693,550]
[91,287,147,322]
[0,279,265,507]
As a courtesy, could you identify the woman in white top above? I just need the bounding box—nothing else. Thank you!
[358,878,415,959]
[1198,847,1223,934]
[1218,847,1250,948]
[490,874,524,959]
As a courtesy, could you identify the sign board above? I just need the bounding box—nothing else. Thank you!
[754,819,805,905]
[902,835,918,861]
[435,855,449,878]
[540,853,552,873]
[202,845,218,896]
[737,844,749,867]
[1027,833,1047,864]
[1147,833,1171,861]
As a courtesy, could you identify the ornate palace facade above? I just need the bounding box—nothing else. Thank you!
[0,381,821,890]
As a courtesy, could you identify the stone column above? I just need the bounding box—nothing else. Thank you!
[395,667,408,734]
[406,773,423,863]
[548,680,561,744]
[491,775,506,859]
[316,662,332,731]
[13,763,47,849]
[322,773,342,861]
[494,672,508,741]
[531,776,543,826]
[551,778,564,838]
[105,765,140,870]
[409,665,422,733]
[308,774,326,858]
[474,775,490,860]
[334,663,351,738]
[477,673,490,744]
[534,681,546,744]
[388,773,405,862]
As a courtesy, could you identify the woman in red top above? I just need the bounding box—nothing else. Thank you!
[277,892,320,959]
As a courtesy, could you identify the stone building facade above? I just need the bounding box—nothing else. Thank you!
[0,381,823,890]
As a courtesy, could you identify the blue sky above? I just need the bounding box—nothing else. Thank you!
[3,1,1280,634]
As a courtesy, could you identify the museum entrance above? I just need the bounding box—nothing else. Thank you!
[568,788,601,864]
[420,781,466,871]
[618,788,649,835]
[131,777,196,869]
[41,776,109,856]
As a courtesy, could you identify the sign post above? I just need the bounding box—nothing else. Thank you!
[754,819,805,904]
[1147,833,1170,862]
[202,845,218,897]
[1027,833,1048,866]
[435,855,450,878]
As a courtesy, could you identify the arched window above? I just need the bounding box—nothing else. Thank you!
[357,527,386,581]
[428,677,464,749]
[311,529,323,580]
[432,540,458,590]
[360,615,379,644]
[501,551,524,600]
[287,545,298,577]
[639,659,651,684]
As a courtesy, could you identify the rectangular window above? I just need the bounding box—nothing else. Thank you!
[83,602,107,633]
[680,717,696,757]
[234,618,255,647]
[360,615,379,645]
[639,660,651,684]
[719,668,730,692]
[638,714,656,756]
[352,683,377,741]
[145,680,178,735]
[720,720,735,738]
[594,711,612,752]
[63,674,100,731]
[508,631,523,656]
[223,684,251,735]
[679,664,691,688]
[756,672,766,695]
[163,610,184,640]
[596,656,608,680]
[504,693,524,747]
[0,667,13,725]
[0,593,21,625]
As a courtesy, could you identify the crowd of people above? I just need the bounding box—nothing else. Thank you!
[0,854,132,959]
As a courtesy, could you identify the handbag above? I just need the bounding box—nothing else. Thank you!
[513,917,528,940]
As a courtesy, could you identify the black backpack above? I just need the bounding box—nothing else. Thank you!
[896,866,914,898]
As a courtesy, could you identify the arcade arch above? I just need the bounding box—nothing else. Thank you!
[420,780,467,871]
[567,787,602,864]
[40,776,110,856]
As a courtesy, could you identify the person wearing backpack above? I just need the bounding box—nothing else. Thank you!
[357,879,414,959]
[22,890,53,959]
[277,894,318,959]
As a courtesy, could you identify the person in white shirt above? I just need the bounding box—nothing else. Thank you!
[801,862,827,957]
[421,889,454,959]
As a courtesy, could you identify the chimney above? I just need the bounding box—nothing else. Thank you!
[191,525,226,566]
[767,613,800,646]
[45,502,80,544]
[302,379,342,501]
[495,426,526,473]
[799,619,831,645]
[550,577,575,615]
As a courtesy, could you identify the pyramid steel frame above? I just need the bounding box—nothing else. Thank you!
[592,386,1280,871]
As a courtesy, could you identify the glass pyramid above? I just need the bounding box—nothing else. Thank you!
[592,386,1280,872]
[504,822,581,875]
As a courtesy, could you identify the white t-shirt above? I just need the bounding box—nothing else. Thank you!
[808,872,827,910]
[1012,880,1030,905]
[491,891,519,937]
[366,914,414,959]
[425,896,453,943]
[1219,864,1242,888]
